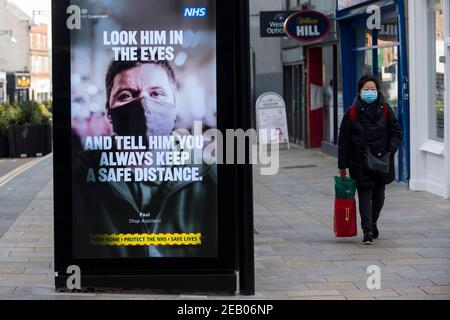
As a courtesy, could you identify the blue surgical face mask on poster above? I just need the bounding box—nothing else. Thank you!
[360,90,378,104]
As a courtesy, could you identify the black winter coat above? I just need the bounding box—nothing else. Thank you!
[338,93,403,190]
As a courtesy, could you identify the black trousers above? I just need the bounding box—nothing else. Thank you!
[357,183,386,233]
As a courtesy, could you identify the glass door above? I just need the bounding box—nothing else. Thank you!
[320,44,341,146]
[352,17,401,181]
[378,46,399,114]
[352,20,400,103]
[283,65,294,142]
[293,64,303,145]
[283,64,303,145]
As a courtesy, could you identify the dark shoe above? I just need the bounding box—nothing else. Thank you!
[362,232,373,245]
[373,225,379,239]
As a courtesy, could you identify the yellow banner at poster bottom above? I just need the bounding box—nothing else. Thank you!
[90,233,202,246]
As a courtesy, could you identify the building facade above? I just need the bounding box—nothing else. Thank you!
[409,0,450,198]
[336,0,410,183]
[0,71,6,103]
[249,0,450,199]
[282,0,342,151]
[0,0,31,103]
[249,0,285,128]
[30,23,51,102]
[0,0,30,72]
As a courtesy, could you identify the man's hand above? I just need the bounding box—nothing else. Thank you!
[338,169,347,177]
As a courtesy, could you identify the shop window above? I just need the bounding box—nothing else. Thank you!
[36,57,42,73]
[355,49,373,82]
[378,20,398,47]
[31,56,35,73]
[355,26,373,48]
[428,0,445,141]
[322,46,334,143]
[44,57,49,73]
[378,46,399,114]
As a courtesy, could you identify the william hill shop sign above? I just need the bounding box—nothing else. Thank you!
[284,10,331,43]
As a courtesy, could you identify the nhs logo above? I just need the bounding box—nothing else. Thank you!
[184,7,207,18]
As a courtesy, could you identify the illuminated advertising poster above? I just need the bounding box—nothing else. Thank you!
[70,0,218,259]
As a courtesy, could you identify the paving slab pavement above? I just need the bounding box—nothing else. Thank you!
[0,148,449,300]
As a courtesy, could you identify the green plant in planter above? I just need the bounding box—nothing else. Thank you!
[6,102,53,157]
[15,101,52,126]
[42,101,53,113]
[0,104,20,136]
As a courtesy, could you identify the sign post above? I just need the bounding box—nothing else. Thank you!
[52,0,253,294]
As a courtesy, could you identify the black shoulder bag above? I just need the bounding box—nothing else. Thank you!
[360,108,391,176]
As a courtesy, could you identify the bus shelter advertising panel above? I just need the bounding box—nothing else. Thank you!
[69,0,218,259]
[53,0,251,293]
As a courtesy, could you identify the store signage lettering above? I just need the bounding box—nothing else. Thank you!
[297,23,320,37]
[260,11,294,37]
[284,10,331,43]
[16,76,30,88]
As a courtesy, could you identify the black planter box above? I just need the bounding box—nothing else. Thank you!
[0,134,9,157]
[7,124,52,158]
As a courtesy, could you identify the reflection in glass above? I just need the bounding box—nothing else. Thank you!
[355,26,373,48]
[378,46,398,114]
[355,50,373,85]
[378,20,398,46]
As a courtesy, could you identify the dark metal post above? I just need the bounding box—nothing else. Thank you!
[397,0,410,181]
[333,44,339,146]
[235,0,255,296]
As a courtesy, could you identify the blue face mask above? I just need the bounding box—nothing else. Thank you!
[360,90,378,104]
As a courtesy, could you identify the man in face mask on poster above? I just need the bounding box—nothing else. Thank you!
[72,59,218,259]
[107,61,178,141]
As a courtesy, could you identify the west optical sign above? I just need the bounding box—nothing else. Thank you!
[260,11,295,37]
[284,10,331,43]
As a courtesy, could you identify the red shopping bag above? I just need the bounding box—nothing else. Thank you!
[334,198,357,237]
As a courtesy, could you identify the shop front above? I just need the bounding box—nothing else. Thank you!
[0,72,6,103]
[336,0,410,182]
[6,72,31,104]
[282,1,344,152]
[282,47,305,146]
[409,0,450,198]
[31,78,52,102]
